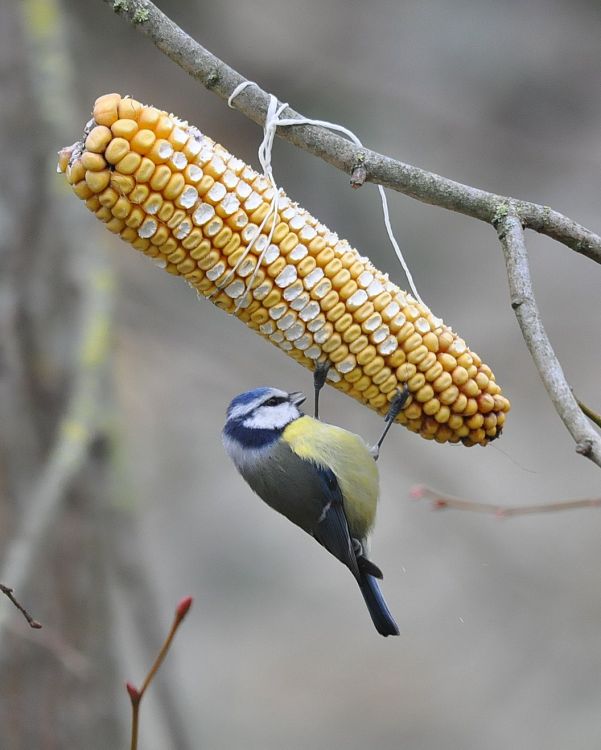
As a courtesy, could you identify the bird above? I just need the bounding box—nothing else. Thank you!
[222,365,409,637]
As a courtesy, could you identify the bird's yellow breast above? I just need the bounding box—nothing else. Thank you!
[282,416,379,538]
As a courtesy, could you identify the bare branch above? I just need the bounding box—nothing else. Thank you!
[495,209,601,468]
[412,485,601,518]
[100,0,601,265]
[126,596,193,750]
[0,584,41,629]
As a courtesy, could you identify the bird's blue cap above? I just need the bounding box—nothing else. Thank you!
[226,387,274,418]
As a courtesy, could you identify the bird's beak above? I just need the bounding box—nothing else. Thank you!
[289,391,306,406]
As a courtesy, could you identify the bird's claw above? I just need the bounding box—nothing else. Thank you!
[385,385,410,424]
[372,384,411,460]
[313,360,331,391]
[313,360,332,419]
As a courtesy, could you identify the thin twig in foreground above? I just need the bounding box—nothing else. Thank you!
[495,210,601,469]
[99,0,601,265]
[411,485,601,517]
[127,596,193,750]
[0,584,41,629]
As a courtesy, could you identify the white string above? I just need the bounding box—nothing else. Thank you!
[226,81,423,306]
[208,83,284,310]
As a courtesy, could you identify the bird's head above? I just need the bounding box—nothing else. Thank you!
[223,387,306,451]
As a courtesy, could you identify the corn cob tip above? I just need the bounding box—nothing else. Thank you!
[59,92,510,446]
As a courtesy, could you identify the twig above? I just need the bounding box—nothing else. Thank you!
[126,596,193,750]
[495,209,601,469]
[577,399,601,430]
[411,485,601,517]
[107,503,195,749]
[0,584,41,629]
[100,0,601,265]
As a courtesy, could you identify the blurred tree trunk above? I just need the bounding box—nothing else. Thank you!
[0,2,122,747]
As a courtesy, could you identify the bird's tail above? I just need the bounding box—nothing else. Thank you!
[358,573,399,637]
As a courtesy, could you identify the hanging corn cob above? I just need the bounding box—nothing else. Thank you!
[58,93,510,446]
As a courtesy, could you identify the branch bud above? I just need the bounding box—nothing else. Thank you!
[126,681,140,703]
[175,596,193,621]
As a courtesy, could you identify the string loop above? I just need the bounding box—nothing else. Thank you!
[226,81,423,308]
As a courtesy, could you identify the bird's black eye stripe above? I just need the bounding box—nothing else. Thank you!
[264,396,286,407]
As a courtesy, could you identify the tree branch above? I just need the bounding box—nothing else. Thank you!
[0,584,41,629]
[100,0,601,265]
[495,209,601,468]
[412,485,601,518]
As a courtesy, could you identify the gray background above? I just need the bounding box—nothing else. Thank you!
[5,0,601,747]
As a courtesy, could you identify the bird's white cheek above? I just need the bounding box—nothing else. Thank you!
[244,403,299,430]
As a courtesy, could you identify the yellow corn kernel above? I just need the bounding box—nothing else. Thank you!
[80,151,107,172]
[396,363,417,382]
[117,152,142,175]
[416,384,434,403]
[85,125,113,154]
[130,184,150,205]
[164,173,185,200]
[72,181,93,199]
[110,173,135,195]
[135,157,156,183]
[58,93,510,446]
[407,345,429,366]
[118,98,143,121]
[418,351,437,372]
[111,118,139,140]
[85,170,111,193]
[139,106,161,130]
[98,187,118,208]
[67,160,85,184]
[349,335,369,355]
[105,137,130,165]
[125,207,145,229]
[93,93,121,127]
[148,165,171,192]
[462,378,480,398]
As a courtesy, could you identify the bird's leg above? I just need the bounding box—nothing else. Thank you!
[313,360,331,420]
[371,385,410,461]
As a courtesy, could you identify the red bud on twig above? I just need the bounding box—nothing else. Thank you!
[126,682,140,704]
[175,596,193,621]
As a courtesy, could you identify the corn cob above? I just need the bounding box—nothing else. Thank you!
[58,93,510,446]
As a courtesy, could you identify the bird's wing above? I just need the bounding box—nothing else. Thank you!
[239,439,361,578]
[311,464,360,579]
[283,416,378,540]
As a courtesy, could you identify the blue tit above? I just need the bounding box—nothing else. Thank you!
[222,386,399,637]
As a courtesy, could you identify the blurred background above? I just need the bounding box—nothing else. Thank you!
[1,0,600,747]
